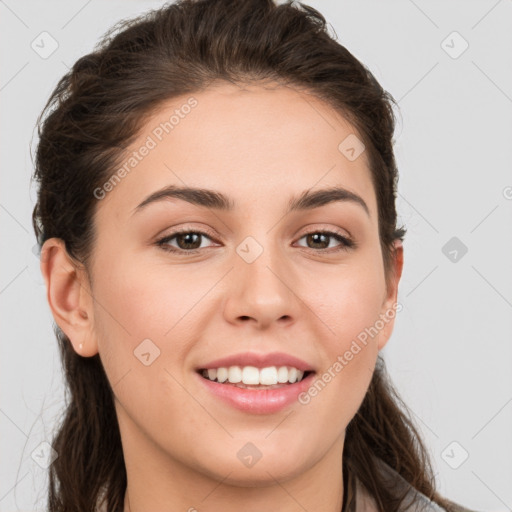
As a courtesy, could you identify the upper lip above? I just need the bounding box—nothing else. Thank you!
[197,351,316,372]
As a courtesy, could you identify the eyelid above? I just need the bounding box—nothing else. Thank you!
[295,223,352,240]
[154,224,218,242]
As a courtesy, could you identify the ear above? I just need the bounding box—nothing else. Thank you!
[377,239,404,351]
[39,238,98,357]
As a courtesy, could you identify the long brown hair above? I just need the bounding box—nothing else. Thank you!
[31,0,456,510]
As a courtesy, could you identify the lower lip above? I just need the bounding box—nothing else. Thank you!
[196,371,316,414]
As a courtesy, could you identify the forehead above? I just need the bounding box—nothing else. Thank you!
[95,81,376,222]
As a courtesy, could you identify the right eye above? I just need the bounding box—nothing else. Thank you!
[155,229,219,254]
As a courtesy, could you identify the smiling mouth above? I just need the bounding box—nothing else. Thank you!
[195,367,317,414]
[196,368,315,389]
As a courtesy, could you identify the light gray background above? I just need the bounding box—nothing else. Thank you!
[1,1,511,510]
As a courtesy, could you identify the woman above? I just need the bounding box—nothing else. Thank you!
[32,0,478,510]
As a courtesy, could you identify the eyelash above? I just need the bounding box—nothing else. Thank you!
[155,228,356,255]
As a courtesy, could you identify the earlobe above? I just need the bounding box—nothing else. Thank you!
[40,238,99,357]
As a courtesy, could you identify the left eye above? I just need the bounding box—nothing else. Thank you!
[295,231,354,251]
[155,229,354,254]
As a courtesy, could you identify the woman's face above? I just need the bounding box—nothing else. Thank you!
[46,82,402,492]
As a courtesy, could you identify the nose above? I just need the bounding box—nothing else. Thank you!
[222,238,301,330]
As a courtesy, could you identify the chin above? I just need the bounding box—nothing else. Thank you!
[194,449,309,487]
[214,464,306,488]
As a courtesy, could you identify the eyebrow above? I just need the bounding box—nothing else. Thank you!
[131,184,370,217]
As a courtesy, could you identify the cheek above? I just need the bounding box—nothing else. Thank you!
[90,253,224,410]
[298,288,380,441]
[88,255,189,397]
[90,259,201,431]
[309,261,386,352]
[93,255,199,348]
[298,260,384,413]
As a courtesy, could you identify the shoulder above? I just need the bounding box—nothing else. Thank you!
[439,498,483,512]
[354,459,481,512]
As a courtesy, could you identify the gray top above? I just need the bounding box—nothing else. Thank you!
[354,458,479,512]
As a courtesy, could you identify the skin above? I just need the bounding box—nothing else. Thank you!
[40,81,403,512]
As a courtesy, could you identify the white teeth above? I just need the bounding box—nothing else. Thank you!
[228,366,242,383]
[216,367,228,383]
[242,366,260,385]
[260,367,277,385]
[277,366,289,383]
[201,365,307,385]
